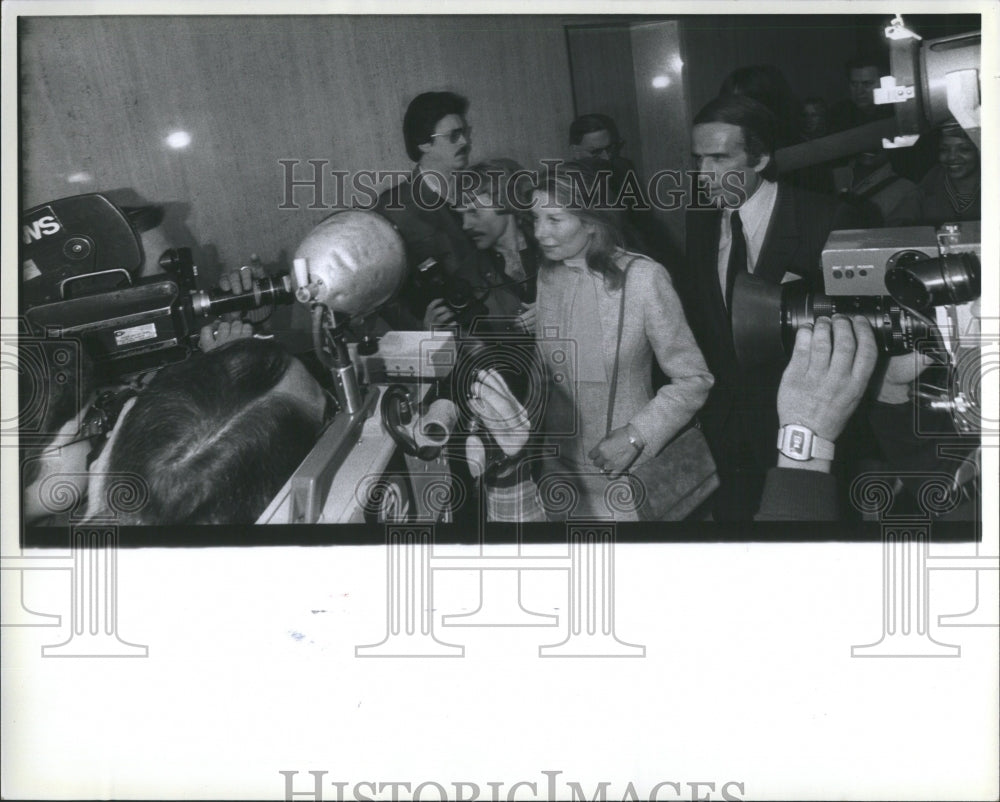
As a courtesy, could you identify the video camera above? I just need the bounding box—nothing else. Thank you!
[21,193,295,378]
[734,221,981,367]
[733,221,982,435]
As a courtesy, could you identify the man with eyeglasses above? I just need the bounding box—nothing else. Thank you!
[569,113,625,162]
[376,91,480,332]
[568,113,681,280]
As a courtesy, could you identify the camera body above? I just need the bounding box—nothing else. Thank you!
[821,227,941,297]
[413,257,489,328]
[25,267,196,377]
[733,222,981,369]
[821,222,981,358]
[22,193,294,379]
[821,223,980,299]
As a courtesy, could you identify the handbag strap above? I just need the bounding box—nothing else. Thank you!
[605,257,634,436]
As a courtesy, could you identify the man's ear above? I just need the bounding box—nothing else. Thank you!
[112,396,138,433]
[84,396,139,520]
[752,152,772,175]
[89,397,138,475]
[418,139,433,156]
[569,144,587,161]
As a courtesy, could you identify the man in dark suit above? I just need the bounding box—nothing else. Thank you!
[682,94,865,521]
[375,91,479,331]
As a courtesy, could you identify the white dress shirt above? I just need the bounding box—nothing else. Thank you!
[717,178,779,303]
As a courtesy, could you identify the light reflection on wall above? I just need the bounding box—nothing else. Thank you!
[164,130,192,149]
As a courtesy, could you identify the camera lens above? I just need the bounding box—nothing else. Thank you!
[787,291,931,356]
[732,272,935,369]
[885,252,980,310]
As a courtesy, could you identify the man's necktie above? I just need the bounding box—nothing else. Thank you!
[725,209,747,312]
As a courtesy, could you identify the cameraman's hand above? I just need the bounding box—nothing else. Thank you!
[517,302,537,335]
[777,315,878,469]
[200,320,253,352]
[874,350,934,405]
[467,368,531,457]
[217,257,266,323]
[423,298,456,330]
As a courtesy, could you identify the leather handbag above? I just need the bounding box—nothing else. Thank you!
[606,263,719,521]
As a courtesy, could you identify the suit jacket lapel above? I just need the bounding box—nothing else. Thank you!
[692,210,732,353]
[755,184,802,283]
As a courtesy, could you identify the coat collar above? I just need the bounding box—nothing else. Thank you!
[541,260,625,384]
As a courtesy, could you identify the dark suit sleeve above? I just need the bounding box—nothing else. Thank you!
[756,467,839,520]
[830,195,878,229]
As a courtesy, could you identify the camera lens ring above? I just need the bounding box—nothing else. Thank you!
[885,249,932,272]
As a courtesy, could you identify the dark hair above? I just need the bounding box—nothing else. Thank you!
[932,120,980,165]
[463,157,536,241]
[719,64,800,148]
[845,53,889,76]
[533,160,626,289]
[937,119,976,143]
[569,113,621,146]
[403,91,469,162]
[692,94,778,181]
[105,339,320,525]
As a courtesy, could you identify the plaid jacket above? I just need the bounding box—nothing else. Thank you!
[485,467,547,523]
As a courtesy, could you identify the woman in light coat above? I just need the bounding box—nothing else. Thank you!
[524,162,713,520]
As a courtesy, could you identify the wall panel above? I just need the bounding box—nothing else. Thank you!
[566,22,643,177]
[20,15,575,284]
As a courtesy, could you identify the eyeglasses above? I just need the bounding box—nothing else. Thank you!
[585,141,623,158]
[429,125,472,144]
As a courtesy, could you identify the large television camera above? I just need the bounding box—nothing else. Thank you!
[21,193,295,378]
[734,222,981,363]
[733,221,982,431]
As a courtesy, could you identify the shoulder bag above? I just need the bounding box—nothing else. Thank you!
[606,264,719,521]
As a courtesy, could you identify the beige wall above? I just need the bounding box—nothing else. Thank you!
[19,15,575,284]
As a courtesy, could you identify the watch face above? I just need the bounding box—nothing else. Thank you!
[788,429,807,456]
[779,425,813,461]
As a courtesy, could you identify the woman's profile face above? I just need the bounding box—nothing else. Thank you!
[531,190,593,263]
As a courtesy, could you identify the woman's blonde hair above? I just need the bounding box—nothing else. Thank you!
[533,160,626,289]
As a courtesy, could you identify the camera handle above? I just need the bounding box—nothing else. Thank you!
[379,384,441,461]
[58,268,133,300]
